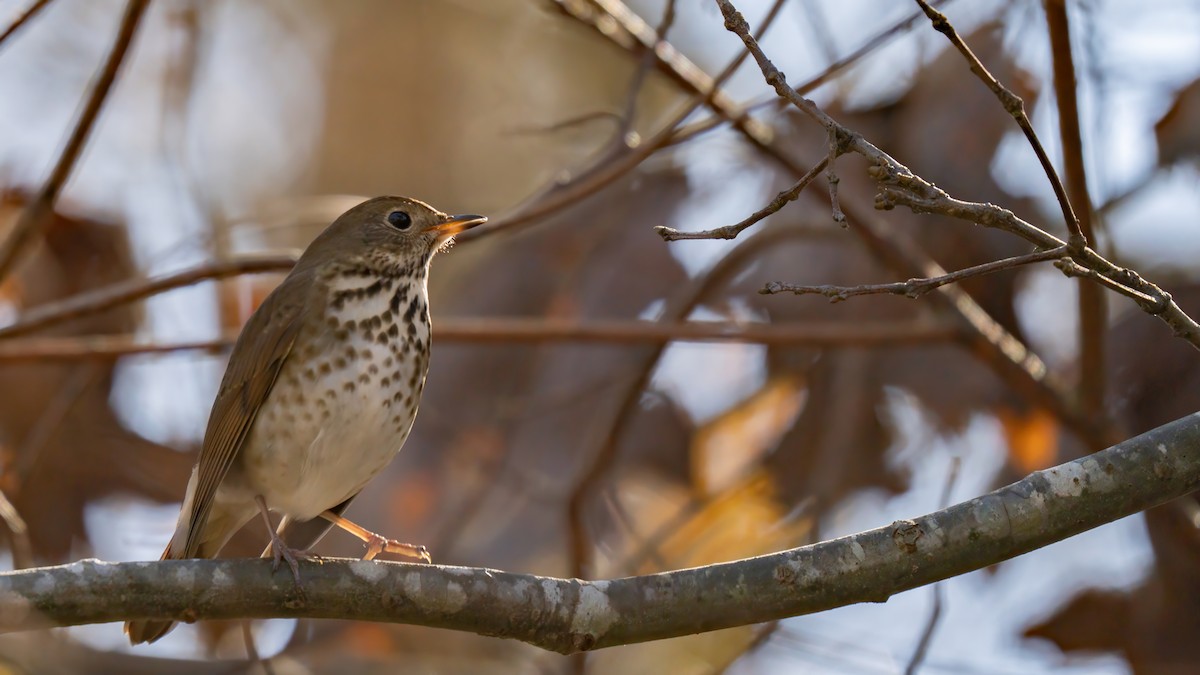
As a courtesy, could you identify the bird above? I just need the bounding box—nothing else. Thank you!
[125,196,486,644]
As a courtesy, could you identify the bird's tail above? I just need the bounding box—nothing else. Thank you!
[123,541,181,645]
[124,495,257,645]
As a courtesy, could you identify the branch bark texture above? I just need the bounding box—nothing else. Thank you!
[0,412,1198,653]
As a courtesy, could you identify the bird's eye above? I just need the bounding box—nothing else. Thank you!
[387,211,412,230]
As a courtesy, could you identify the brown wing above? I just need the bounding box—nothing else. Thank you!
[181,270,312,557]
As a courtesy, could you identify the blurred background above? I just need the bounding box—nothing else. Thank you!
[0,0,1198,672]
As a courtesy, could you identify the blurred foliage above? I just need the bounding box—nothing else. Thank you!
[0,0,1198,674]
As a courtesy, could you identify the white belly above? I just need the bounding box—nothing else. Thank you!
[239,306,429,521]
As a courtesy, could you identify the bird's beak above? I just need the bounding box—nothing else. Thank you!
[431,214,488,236]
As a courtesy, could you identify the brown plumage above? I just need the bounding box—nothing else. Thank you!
[125,196,485,644]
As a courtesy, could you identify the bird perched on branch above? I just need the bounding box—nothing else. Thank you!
[125,196,486,644]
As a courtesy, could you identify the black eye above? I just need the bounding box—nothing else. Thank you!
[387,211,412,230]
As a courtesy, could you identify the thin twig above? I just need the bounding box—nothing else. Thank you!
[715,0,1200,351]
[911,0,1085,250]
[437,318,959,346]
[657,0,1116,455]
[0,254,296,341]
[630,0,1100,454]
[0,319,960,362]
[1052,259,1159,305]
[553,0,772,145]
[668,0,1113,452]
[669,0,954,148]
[854,201,1117,449]
[567,225,808,579]
[1044,0,1106,438]
[0,489,33,570]
[574,0,1096,457]
[657,157,828,240]
[0,0,53,49]
[463,0,788,244]
[622,0,677,136]
[0,0,150,284]
[761,247,1066,301]
[826,129,847,226]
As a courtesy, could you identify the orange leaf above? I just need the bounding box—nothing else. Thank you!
[691,376,804,496]
[999,407,1059,472]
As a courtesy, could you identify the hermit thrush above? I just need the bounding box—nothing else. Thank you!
[125,196,486,644]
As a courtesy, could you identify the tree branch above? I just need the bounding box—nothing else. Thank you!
[3,411,1200,653]
[0,0,149,284]
[0,319,959,362]
[716,0,1200,351]
[0,254,297,341]
[656,157,827,240]
[911,0,1085,249]
[760,247,1065,301]
[1044,0,1106,440]
[0,0,53,49]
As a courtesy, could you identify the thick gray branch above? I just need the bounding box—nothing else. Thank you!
[2,413,1200,654]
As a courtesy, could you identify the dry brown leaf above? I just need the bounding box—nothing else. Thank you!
[691,376,804,496]
[1155,77,1200,168]
[590,470,809,675]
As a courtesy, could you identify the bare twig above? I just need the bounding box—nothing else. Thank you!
[714,0,1200,351]
[657,157,828,240]
[0,319,960,362]
[509,111,623,137]
[567,225,809,579]
[613,0,678,147]
[669,0,954,148]
[826,129,847,226]
[556,0,1103,460]
[464,0,788,243]
[0,335,233,362]
[5,411,1200,652]
[872,179,1198,344]
[0,0,150,284]
[1052,258,1158,305]
[1044,0,1106,438]
[0,489,33,570]
[552,0,772,144]
[637,1,1098,453]
[761,248,1066,301]
[0,254,296,341]
[839,200,1117,448]
[911,0,1085,250]
[0,0,52,49]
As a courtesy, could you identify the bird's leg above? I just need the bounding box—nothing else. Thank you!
[255,496,307,582]
[319,510,432,563]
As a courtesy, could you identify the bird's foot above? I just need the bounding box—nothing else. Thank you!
[318,509,431,563]
[256,495,315,583]
[266,527,314,583]
[362,533,432,563]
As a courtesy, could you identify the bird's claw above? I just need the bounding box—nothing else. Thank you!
[268,532,310,583]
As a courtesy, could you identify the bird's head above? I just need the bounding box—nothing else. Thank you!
[304,195,486,275]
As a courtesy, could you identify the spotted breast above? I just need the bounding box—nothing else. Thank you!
[235,263,432,522]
